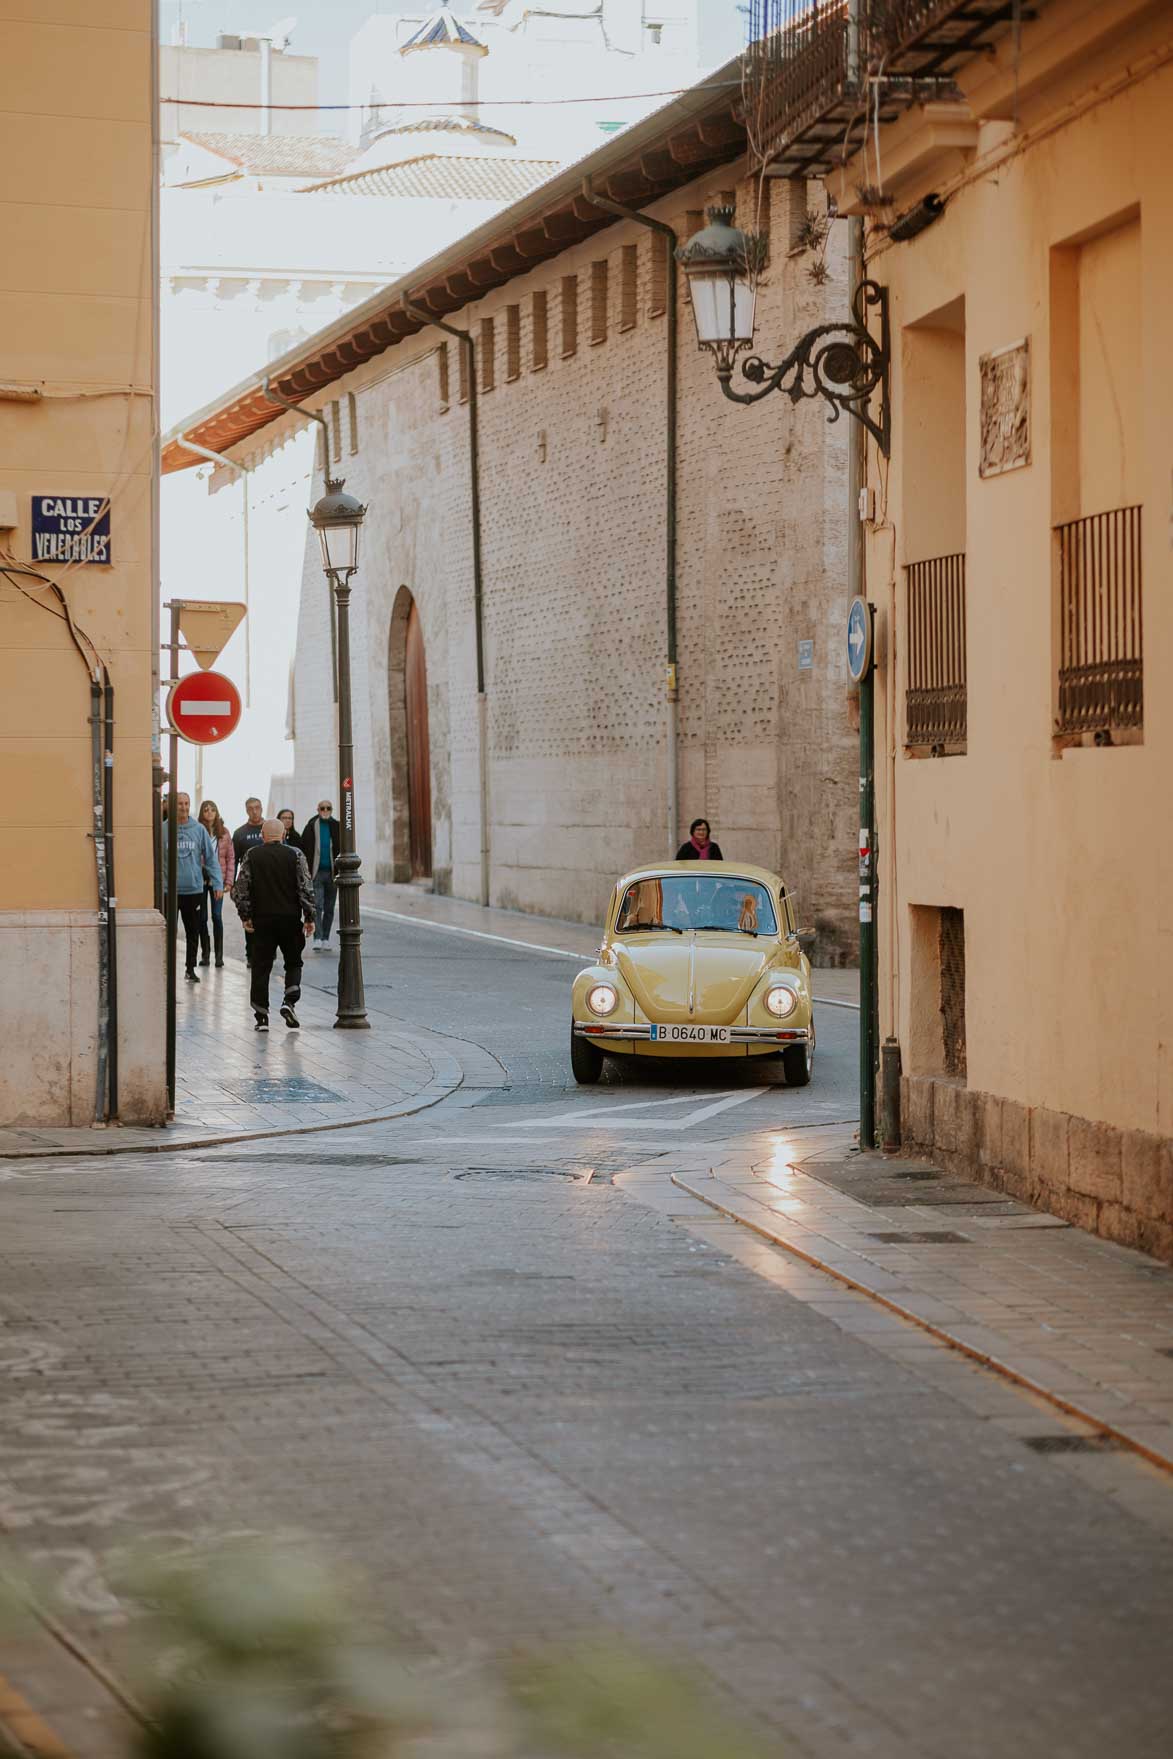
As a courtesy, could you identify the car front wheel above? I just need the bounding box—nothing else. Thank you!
[570,1025,604,1085]
[782,1037,813,1087]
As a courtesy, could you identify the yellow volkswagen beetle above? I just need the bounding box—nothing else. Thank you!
[570,862,815,1086]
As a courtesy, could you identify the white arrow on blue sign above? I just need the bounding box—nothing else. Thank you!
[847,596,872,683]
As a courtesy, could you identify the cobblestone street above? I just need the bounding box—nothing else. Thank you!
[2,904,1172,1758]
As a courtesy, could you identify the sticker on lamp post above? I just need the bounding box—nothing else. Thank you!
[847,596,873,684]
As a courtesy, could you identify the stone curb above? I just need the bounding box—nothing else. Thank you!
[671,1170,1173,1477]
[0,1044,464,1161]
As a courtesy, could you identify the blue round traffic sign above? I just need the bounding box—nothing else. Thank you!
[847,596,873,683]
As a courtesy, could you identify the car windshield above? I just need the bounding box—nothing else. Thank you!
[616,876,778,937]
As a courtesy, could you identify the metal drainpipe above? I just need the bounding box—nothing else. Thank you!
[90,675,110,1125]
[174,435,253,707]
[401,296,490,907]
[581,178,678,854]
[103,671,119,1120]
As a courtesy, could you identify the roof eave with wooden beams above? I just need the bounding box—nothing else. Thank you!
[163,58,746,473]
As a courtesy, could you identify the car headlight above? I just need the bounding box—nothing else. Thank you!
[587,983,619,1016]
[765,984,798,1018]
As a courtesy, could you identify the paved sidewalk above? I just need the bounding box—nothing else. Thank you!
[0,958,462,1159]
[674,1125,1173,1470]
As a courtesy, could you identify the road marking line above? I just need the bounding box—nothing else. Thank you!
[499,1089,770,1131]
[359,908,859,1007]
[362,907,586,960]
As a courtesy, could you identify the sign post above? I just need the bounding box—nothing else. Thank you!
[161,601,246,1114]
[847,594,877,1150]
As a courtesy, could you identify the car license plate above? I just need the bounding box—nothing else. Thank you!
[650,1024,730,1044]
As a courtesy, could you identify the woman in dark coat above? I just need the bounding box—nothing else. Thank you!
[676,818,723,861]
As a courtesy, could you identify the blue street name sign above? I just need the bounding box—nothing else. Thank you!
[32,495,111,566]
[797,639,814,670]
[847,595,872,683]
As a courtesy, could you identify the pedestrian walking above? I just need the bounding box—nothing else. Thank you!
[277,808,298,845]
[232,797,266,965]
[231,819,315,1031]
[676,817,724,861]
[196,800,235,967]
[300,798,340,951]
[164,793,223,984]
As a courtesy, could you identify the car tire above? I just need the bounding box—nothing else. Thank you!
[570,1026,605,1085]
[782,1038,813,1087]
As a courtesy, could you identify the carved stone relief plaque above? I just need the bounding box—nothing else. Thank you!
[979,337,1030,477]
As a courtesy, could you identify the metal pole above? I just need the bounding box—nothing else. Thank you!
[165,601,180,1112]
[859,611,877,1149]
[332,569,369,1029]
[848,185,878,1149]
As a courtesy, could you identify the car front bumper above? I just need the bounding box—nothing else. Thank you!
[573,1022,811,1044]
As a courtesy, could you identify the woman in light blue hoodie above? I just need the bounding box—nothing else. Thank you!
[164,792,223,983]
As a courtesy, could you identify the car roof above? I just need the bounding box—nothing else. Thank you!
[612,861,787,890]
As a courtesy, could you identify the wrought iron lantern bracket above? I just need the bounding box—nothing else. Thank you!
[717,279,891,457]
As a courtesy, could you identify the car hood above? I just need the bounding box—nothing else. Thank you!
[615,934,772,1026]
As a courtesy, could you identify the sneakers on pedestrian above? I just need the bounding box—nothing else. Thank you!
[280,1003,300,1030]
[185,968,200,983]
[254,1011,269,1032]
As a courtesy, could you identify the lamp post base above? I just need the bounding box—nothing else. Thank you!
[333,850,369,1029]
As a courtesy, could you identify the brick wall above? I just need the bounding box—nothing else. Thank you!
[282,165,857,952]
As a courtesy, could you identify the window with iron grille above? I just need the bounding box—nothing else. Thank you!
[561,274,578,357]
[682,211,703,303]
[480,316,495,392]
[620,244,637,331]
[457,337,469,404]
[330,400,341,462]
[505,303,520,380]
[648,235,667,318]
[346,391,358,454]
[1054,505,1142,741]
[437,342,450,410]
[590,259,608,344]
[939,908,966,1080]
[532,289,548,370]
[906,553,966,753]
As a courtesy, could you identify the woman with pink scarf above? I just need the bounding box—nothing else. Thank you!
[676,817,723,861]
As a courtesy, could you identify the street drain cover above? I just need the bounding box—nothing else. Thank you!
[868,1230,971,1245]
[217,1077,344,1104]
[1024,1433,1123,1455]
[892,1168,942,1182]
[453,1166,583,1182]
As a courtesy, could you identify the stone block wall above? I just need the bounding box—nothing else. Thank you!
[901,1074,1173,1263]
[281,163,857,955]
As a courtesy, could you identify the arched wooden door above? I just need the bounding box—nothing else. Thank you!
[404,598,433,879]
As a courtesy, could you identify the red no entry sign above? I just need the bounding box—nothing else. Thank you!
[166,669,242,744]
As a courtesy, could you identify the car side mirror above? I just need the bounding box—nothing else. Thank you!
[796,929,816,950]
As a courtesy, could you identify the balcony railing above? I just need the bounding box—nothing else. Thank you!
[1055,505,1143,739]
[906,552,966,752]
[748,0,1049,172]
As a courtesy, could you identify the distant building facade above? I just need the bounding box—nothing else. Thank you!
[166,72,860,961]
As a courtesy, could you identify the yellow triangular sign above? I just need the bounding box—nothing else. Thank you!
[177,600,247,669]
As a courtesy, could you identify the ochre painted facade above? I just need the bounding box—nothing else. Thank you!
[0,2,165,1124]
[834,0,1173,1251]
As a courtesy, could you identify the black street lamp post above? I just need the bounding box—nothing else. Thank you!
[308,478,369,1030]
[676,206,891,455]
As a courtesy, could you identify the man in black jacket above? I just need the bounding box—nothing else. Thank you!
[300,800,341,951]
[232,820,315,1031]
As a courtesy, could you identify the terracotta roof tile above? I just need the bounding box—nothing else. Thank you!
[181,132,354,178]
[301,154,559,201]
